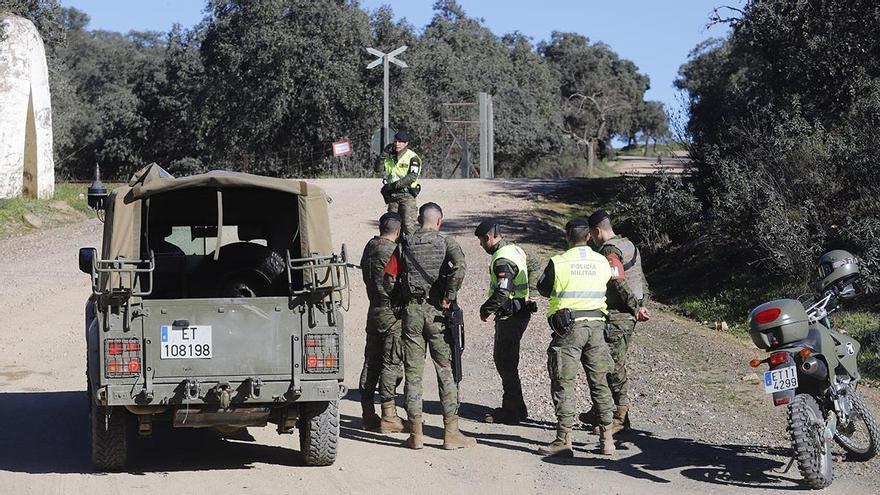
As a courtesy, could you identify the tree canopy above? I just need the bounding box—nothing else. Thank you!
[2,0,666,180]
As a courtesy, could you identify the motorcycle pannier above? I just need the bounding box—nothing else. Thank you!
[748,299,810,350]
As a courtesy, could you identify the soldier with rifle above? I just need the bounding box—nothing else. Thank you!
[388,202,476,450]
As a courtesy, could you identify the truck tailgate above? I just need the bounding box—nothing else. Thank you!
[141,298,297,379]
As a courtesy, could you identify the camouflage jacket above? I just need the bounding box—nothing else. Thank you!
[360,236,398,307]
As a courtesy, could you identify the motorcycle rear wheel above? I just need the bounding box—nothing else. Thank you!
[833,388,880,461]
[788,394,833,489]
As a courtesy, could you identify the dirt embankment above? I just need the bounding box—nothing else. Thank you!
[0,178,877,494]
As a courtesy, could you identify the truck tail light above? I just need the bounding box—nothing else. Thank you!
[105,338,142,377]
[304,334,339,373]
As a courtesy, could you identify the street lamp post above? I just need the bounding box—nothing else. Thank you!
[366,45,408,149]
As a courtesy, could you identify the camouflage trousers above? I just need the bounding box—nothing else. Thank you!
[402,301,459,420]
[358,306,404,405]
[494,310,531,412]
[605,317,636,406]
[386,194,417,236]
[547,319,614,428]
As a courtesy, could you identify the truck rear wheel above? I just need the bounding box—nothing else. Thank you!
[90,403,128,471]
[298,400,339,466]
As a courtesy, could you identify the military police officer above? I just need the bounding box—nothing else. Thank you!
[397,202,476,450]
[381,130,422,236]
[579,210,650,434]
[358,212,407,432]
[536,217,616,457]
[474,219,539,424]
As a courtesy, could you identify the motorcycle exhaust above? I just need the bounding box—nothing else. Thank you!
[801,356,828,379]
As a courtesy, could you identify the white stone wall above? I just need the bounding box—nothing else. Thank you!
[0,14,54,199]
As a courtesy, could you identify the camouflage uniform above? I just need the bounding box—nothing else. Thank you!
[590,236,648,407]
[536,250,615,428]
[400,228,466,421]
[548,320,615,427]
[358,236,404,409]
[479,240,542,419]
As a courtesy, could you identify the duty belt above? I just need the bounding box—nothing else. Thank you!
[570,310,606,322]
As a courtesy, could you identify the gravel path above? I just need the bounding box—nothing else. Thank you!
[0,177,877,494]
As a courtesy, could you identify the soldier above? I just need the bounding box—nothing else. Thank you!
[579,209,650,434]
[396,202,476,450]
[473,219,539,424]
[536,217,616,457]
[380,130,422,236]
[358,212,406,433]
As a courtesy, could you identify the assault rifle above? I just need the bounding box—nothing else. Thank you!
[444,302,465,383]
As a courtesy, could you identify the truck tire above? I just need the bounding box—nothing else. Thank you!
[298,400,339,466]
[788,394,833,489]
[90,402,128,471]
[833,388,880,461]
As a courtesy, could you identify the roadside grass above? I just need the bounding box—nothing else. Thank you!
[0,182,117,239]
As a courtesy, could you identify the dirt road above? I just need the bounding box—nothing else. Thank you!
[1,178,877,494]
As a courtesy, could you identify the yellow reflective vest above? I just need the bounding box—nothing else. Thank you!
[548,245,611,318]
[489,243,529,299]
[383,148,421,187]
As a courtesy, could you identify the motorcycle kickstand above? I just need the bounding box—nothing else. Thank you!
[774,455,797,474]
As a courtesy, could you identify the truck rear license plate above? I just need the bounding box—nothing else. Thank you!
[763,366,798,393]
[160,325,212,359]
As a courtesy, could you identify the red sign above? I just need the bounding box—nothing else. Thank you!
[332,140,352,157]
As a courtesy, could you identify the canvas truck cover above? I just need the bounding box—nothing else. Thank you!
[98,164,333,292]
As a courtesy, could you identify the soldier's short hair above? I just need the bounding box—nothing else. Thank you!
[565,217,591,244]
[419,202,443,225]
[379,212,402,235]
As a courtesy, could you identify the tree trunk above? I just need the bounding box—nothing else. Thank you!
[587,138,597,176]
[643,132,650,157]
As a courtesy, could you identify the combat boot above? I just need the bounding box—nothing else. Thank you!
[379,401,406,434]
[361,401,381,431]
[609,405,630,434]
[578,408,600,428]
[405,420,424,450]
[442,415,477,450]
[537,426,573,457]
[598,424,615,456]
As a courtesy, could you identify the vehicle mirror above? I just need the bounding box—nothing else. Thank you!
[79,247,97,274]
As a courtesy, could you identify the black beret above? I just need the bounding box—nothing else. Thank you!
[474,219,500,237]
[394,130,411,142]
[588,209,610,228]
[565,217,591,231]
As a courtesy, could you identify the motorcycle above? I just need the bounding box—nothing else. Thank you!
[747,250,879,489]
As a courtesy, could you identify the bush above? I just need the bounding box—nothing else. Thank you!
[617,172,701,250]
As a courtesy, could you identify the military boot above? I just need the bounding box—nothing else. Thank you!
[598,424,615,456]
[405,420,424,450]
[537,426,573,457]
[595,405,631,435]
[609,405,630,434]
[578,408,600,428]
[379,401,406,434]
[442,416,477,450]
[361,401,381,431]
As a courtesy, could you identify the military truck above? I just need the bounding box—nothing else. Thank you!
[79,164,350,470]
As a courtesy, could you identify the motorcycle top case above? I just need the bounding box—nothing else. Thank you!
[749,299,810,350]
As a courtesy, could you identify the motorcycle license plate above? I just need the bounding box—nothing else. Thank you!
[763,366,798,393]
[160,325,213,359]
